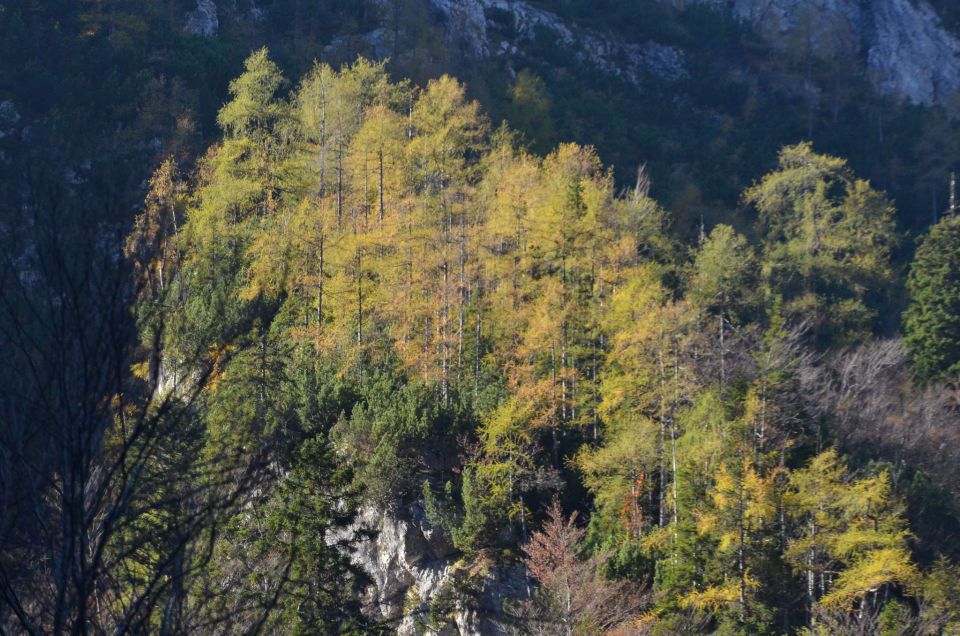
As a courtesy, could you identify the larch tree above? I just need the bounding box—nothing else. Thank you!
[745,142,897,347]
[688,223,757,390]
[785,450,918,618]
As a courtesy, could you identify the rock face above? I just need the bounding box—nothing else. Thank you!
[184,0,218,37]
[713,0,960,106]
[427,0,688,84]
[323,28,393,61]
[335,503,527,635]
[426,0,960,107]
[868,0,960,106]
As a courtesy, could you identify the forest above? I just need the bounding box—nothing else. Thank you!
[4,46,960,634]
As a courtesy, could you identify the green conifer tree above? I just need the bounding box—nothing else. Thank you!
[904,215,960,382]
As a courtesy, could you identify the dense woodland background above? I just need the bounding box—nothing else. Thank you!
[4,1,960,634]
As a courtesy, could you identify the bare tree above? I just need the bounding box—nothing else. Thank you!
[799,338,960,500]
[0,169,279,634]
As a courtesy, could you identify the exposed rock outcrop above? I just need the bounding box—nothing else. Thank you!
[868,0,960,106]
[184,0,218,37]
[426,0,960,107]
[428,0,688,84]
[701,0,960,106]
[332,502,527,635]
[323,28,393,60]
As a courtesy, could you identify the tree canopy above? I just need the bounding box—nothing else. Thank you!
[4,49,960,635]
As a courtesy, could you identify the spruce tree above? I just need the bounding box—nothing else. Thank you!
[904,215,960,382]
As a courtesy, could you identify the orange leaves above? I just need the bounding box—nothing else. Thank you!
[204,342,234,393]
[521,499,648,632]
[619,472,648,537]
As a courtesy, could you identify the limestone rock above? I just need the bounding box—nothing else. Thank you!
[332,502,526,635]
[868,0,960,106]
[184,0,218,37]
[428,0,688,84]
[690,0,960,106]
[323,28,392,60]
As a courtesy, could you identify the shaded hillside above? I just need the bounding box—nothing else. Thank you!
[4,0,960,240]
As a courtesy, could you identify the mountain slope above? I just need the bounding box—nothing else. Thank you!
[4,0,960,240]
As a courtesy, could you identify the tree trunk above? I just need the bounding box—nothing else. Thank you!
[317,232,324,339]
[378,147,385,224]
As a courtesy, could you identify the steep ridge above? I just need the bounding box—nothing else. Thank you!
[426,0,688,84]
[718,0,960,106]
[422,0,960,106]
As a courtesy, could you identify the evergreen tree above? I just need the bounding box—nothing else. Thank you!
[904,215,960,382]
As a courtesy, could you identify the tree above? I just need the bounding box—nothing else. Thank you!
[404,74,486,402]
[453,397,548,551]
[506,69,555,154]
[785,450,919,619]
[680,457,777,632]
[217,48,289,145]
[0,158,275,635]
[517,500,645,635]
[194,349,371,635]
[904,215,960,382]
[661,385,783,634]
[688,224,757,389]
[689,224,755,320]
[576,264,674,541]
[215,48,302,225]
[744,142,897,346]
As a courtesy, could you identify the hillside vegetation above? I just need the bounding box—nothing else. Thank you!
[4,2,960,633]
[31,51,959,633]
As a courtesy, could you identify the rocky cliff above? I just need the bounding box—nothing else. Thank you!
[427,0,688,84]
[718,0,960,106]
[424,0,960,107]
[331,503,527,635]
[185,0,219,37]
